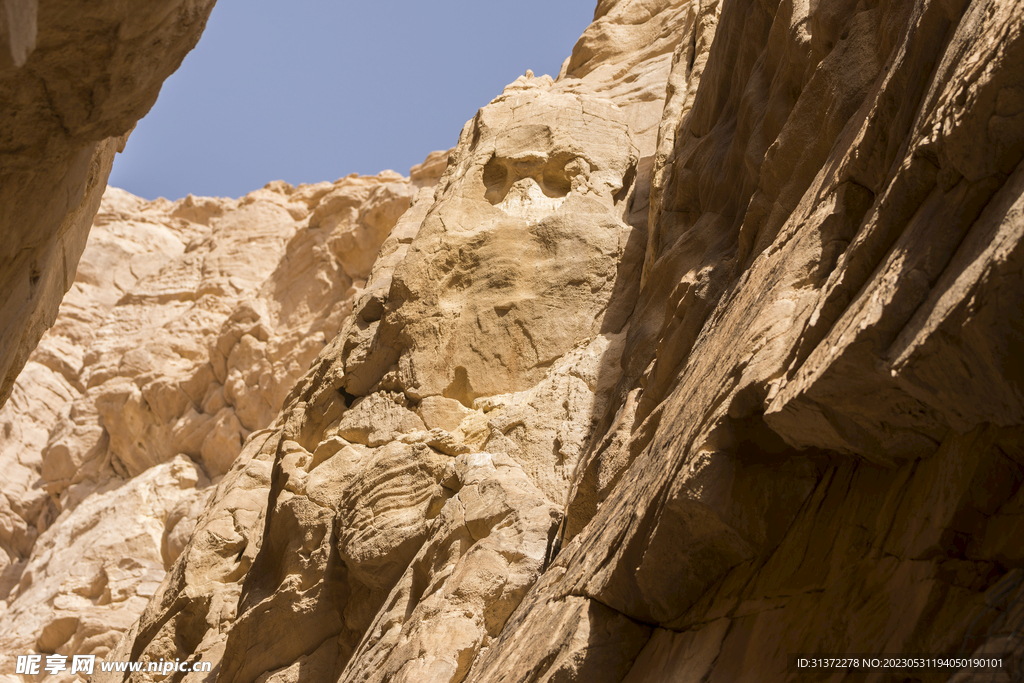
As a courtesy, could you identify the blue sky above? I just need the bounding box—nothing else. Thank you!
[109,1,596,200]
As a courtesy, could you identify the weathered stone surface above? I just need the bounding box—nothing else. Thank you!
[493,0,1024,679]
[338,79,638,405]
[559,0,709,155]
[0,166,423,678]
[0,456,209,668]
[9,0,1024,680]
[86,45,652,682]
[0,0,217,412]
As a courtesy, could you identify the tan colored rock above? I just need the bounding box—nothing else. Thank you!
[24,0,1024,681]
[417,395,474,432]
[0,456,209,668]
[94,60,650,679]
[336,391,425,447]
[559,0,707,155]
[471,332,627,504]
[470,0,1024,679]
[337,451,560,683]
[0,0,217,411]
[0,163,427,678]
[339,77,638,406]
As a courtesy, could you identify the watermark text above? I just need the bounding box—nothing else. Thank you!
[15,654,212,676]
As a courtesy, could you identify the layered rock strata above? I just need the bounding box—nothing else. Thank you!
[5,0,1024,680]
[0,159,444,679]
[0,0,216,410]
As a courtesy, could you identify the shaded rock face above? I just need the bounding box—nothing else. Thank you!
[5,0,1024,681]
[0,0,218,413]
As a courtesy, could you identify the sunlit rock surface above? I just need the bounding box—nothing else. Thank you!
[0,161,439,678]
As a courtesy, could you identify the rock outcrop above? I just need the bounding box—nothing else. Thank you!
[0,0,216,411]
[0,158,445,678]
[4,0,1024,681]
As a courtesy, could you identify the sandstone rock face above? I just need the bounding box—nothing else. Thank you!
[342,82,636,405]
[0,0,216,411]
[490,0,1024,678]
[0,161,437,678]
[8,0,1024,680]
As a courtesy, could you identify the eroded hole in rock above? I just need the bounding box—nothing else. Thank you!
[485,152,579,207]
[541,161,572,198]
[358,294,385,323]
[338,387,358,409]
[483,156,510,205]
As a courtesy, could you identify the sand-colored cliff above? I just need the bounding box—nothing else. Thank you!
[0,158,445,678]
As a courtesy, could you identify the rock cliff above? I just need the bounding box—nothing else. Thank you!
[0,0,217,412]
[3,0,1023,681]
[0,158,444,678]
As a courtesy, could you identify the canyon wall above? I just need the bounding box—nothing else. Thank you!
[0,0,217,411]
[0,157,446,679]
[2,0,1022,681]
